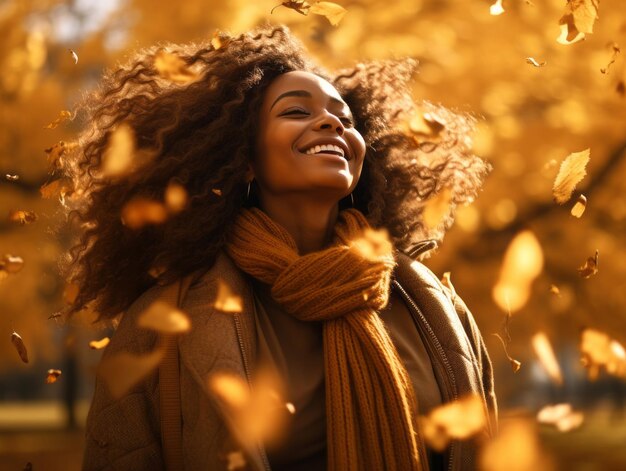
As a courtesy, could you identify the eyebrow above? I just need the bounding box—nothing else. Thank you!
[269,89,348,112]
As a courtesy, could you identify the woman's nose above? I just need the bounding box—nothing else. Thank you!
[316,113,344,135]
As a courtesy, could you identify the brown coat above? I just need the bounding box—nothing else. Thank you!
[82,251,497,471]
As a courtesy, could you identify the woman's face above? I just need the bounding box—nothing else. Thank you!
[253,71,366,204]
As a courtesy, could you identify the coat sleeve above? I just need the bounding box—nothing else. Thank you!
[82,289,166,471]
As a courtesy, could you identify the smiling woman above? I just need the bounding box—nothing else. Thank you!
[61,25,495,471]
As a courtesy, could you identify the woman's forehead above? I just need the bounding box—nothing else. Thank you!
[263,71,345,107]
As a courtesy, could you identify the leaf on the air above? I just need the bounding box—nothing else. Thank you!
[8,210,38,225]
[69,49,78,64]
[492,333,522,373]
[549,284,561,296]
[212,188,223,196]
[553,148,590,204]
[423,187,453,230]
[420,394,487,451]
[580,328,626,380]
[121,198,168,229]
[570,194,587,218]
[600,43,620,74]
[492,230,544,313]
[537,403,584,432]
[46,369,62,384]
[309,2,347,26]
[557,0,599,45]
[137,300,191,334]
[225,450,247,470]
[44,110,72,129]
[89,337,111,350]
[102,124,135,178]
[5,174,19,181]
[271,1,311,16]
[531,332,563,385]
[44,140,76,171]
[154,50,199,84]
[406,111,446,144]
[211,30,230,50]
[1,254,24,274]
[489,0,504,16]
[214,279,243,313]
[577,250,598,278]
[40,178,74,203]
[165,182,188,213]
[525,57,546,67]
[11,331,29,363]
[98,347,166,399]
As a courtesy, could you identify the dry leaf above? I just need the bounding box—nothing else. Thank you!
[423,187,453,230]
[102,124,135,177]
[577,250,598,278]
[492,333,522,373]
[553,148,590,204]
[570,194,587,218]
[46,369,62,384]
[44,110,71,129]
[557,0,599,45]
[137,301,191,334]
[420,394,487,451]
[525,57,546,67]
[40,178,74,203]
[5,174,19,181]
[212,188,223,196]
[226,450,247,471]
[154,50,199,84]
[69,48,78,64]
[211,31,229,50]
[600,43,621,74]
[406,111,446,144]
[8,210,38,225]
[1,254,24,274]
[214,279,243,313]
[537,403,584,432]
[98,347,166,399]
[549,284,561,296]
[580,329,626,379]
[271,1,311,16]
[489,0,504,16]
[121,198,168,229]
[165,182,188,213]
[309,2,347,26]
[89,337,111,350]
[11,331,29,363]
[492,230,544,313]
[531,332,563,385]
[44,141,76,171]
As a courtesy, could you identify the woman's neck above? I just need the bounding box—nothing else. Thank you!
[257,195,339,254]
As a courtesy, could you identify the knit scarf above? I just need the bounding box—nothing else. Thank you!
[226,207,423,471]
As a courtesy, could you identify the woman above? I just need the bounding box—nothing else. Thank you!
[64,25,495,470]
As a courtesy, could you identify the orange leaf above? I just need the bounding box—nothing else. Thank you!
[553,149,590,204]
[46,369,62,384]
[309,2,347,26]
[214,279,243,313]
[531,332,563,385]
[137,301,191,334]
[89,337,111,350]
[577,250,598,278]
[11,331,29,363]
[44,110,72,129]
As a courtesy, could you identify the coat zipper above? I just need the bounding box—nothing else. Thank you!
[234,313,272,471]
[392,280,458,471]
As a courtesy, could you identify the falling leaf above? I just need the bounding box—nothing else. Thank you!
[492,231,544,313]
[348,227,393,263]
[286,402,296,414]
[537,403,584,432]
[63,282,80,305]
[212,188,223,196]
[165,182,187,213]
[226,451,247,471]
[492,333,522,373]
[102,124,135,177]
[69,49,78,64]
[549,284,561,296]
[489,0,504,16]
[553,148,590,204]
[1,254,24,274]
[557,0,599,45]
[89,337,111,350]
[46,369,62,384]
[137,301,191,334]
[577,250,598,278]
[8,210,38,225]
[405,111,446,144]
[580,329,626,379]
[154,50,199,84]
[44,110,72,129]
[11,331,29,363]
[525,57,546,67]
[271,1,311,16]
[423,187,453,230]
[40,178,74,203]
[5,174,19,181]
[570,194,587,218]
[600,43,621,74]
[420,394,487,451]
[531,332,563,385]
[98,346,166,399]
[211,30,229,50]
[44,141,76,171]
[309,2,347,26]
[121,198,168,229]
[214,279,243,313]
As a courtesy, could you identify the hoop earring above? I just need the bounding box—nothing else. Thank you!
[350,193,355,208]
[246,181,252,201]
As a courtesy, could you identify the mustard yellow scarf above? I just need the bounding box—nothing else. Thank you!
[226,208,422,470]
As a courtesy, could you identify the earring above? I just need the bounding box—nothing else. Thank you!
[246,180,252,201]
[350,193,355,207]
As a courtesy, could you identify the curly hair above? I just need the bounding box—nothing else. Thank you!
[60,24,490,321]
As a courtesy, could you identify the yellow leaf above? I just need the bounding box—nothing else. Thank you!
[557,0,599,45]
[98,347,166,399]
[405,111,446,144]
[137,300,191,334]
[531,332,563,385]
[309,2,347,26]
[89,337,111,350]
[2,254,24,274]
[165,182,188,213]
[102,124,135,178]
[5,174,19,181]
[423,187,453,230]
[214,279,243,313]
[489,0,504,16]
[46,369,62,384]
[40,178,74,202]
[44,110,72,129]
[7,210,38,225]
[570,194,587,218]
[44,140,76,171]
[577,250,598,278]
[553,148,590,204]
[154,50,199,84]
[69,48,78,64]
[525,57,546,67]
[11,331,29,363]
[580,328,626,379]
[537,403,584,432]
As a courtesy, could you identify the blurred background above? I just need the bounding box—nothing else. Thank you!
[1,0,625,469]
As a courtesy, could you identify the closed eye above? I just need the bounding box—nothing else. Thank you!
[279,109,309,117]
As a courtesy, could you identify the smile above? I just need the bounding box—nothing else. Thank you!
[303,144,346,159]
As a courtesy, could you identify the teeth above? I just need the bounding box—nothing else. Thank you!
[304,143,345,158]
